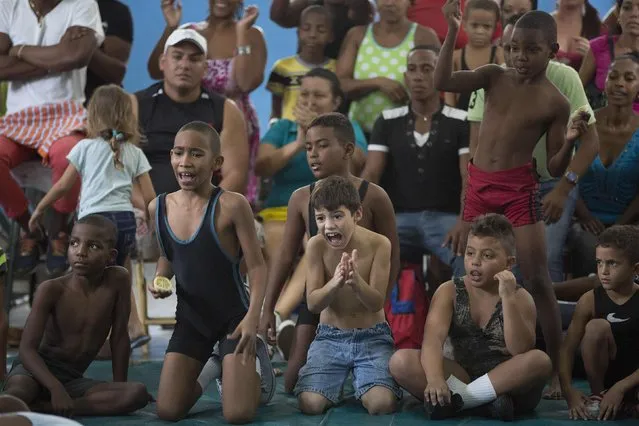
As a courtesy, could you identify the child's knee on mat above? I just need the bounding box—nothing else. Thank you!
[361,387,396,415]
[223,402,257,425]
[122,382,151,412]
[388,350,412,381]
[298,392,331,415]
[523,349,552,378]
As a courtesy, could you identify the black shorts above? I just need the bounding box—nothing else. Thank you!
[2,353,104,400]
[605,355,639,391]
[297,293,319,327]
[166,313,244,363]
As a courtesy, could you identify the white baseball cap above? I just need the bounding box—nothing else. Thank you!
[164,28,208,55]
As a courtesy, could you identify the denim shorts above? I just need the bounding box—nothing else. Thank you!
[94,211,136,266]
[294,322,401,403]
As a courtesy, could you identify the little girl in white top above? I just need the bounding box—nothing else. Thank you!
[30,84,156,267]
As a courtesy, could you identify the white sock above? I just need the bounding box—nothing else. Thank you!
[197,357,222,391]
[446,374,496,409]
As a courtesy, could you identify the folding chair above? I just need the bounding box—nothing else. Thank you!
[133,230,175,357]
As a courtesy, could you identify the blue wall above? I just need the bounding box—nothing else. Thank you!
[120,0,616,134]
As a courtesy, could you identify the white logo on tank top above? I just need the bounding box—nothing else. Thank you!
[607,313,630,323]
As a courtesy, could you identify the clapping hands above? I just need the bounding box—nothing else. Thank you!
[331,250,360,291]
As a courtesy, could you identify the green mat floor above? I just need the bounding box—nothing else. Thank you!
[43,360,630,425]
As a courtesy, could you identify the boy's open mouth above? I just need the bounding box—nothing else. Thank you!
[178,172,196,183]
[325,232,343,245]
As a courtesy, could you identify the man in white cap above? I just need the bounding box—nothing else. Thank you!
[131,28,249,197]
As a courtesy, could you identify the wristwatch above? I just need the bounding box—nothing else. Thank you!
[564,170,579,185]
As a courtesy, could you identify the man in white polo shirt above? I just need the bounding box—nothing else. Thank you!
[0,0,104,276]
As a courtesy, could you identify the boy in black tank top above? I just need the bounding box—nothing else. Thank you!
[390,214,550,421]
[259,113,400,394]
[559,225,639,421]
[147,122,274,423]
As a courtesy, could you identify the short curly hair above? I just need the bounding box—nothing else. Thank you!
[597,225,639,264]
[468,213,516,256]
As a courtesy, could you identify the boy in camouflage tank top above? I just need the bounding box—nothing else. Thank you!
[389,214,550,420]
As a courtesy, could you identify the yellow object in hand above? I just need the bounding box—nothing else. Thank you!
[153,276,173,292]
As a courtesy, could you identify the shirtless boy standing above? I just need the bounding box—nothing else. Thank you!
[390,214,551,421]
[259,112,399,393]
[435,1,588,384]
[1,215,149,417]
[559,226,639,421]
[295,176,401,415]
[147,121,274,423]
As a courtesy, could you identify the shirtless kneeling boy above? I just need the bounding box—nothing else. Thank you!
[296,176,401,415]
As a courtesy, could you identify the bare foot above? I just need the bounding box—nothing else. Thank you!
[542,374,563,400]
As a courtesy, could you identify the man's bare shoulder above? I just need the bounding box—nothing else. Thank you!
[344,25,367,44]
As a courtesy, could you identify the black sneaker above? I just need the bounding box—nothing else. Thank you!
[15,235,40,276]
[487,394,515,421]
[424,392,463,420]
[46,232,69,276]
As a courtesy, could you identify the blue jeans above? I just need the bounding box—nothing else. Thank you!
[395,211,465,277]
[94,211,137,266]
[539,179,578,282]
[294,323,401,403]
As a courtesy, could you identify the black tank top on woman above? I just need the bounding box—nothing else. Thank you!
[307,180,369,237]
[456,46,497,111]
[136,82,226,196]
[593,286,639,359]
[155,187,248,339]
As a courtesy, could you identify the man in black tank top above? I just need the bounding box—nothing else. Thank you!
[133,28,249,197]
[559,226,639,421]
[259,113,400,393]
[147,122,274,423]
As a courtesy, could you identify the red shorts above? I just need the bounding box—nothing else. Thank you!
[463,161,541,227]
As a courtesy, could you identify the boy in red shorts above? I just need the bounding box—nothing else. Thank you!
[435,1,589,390]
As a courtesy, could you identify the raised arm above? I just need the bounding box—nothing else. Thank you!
[498,272,537,355]
[435,0,501,93]
[421,281,455,386]
[109,268,132,382]
[254,127,305,178]
[578,48,596,86]
[148,0,182,79]
[220,99,249,194]
[270,0,313,28]
[19,282,65,394]
[233,9,267,93]
[348,237,391,312]
[231,193,267,324]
